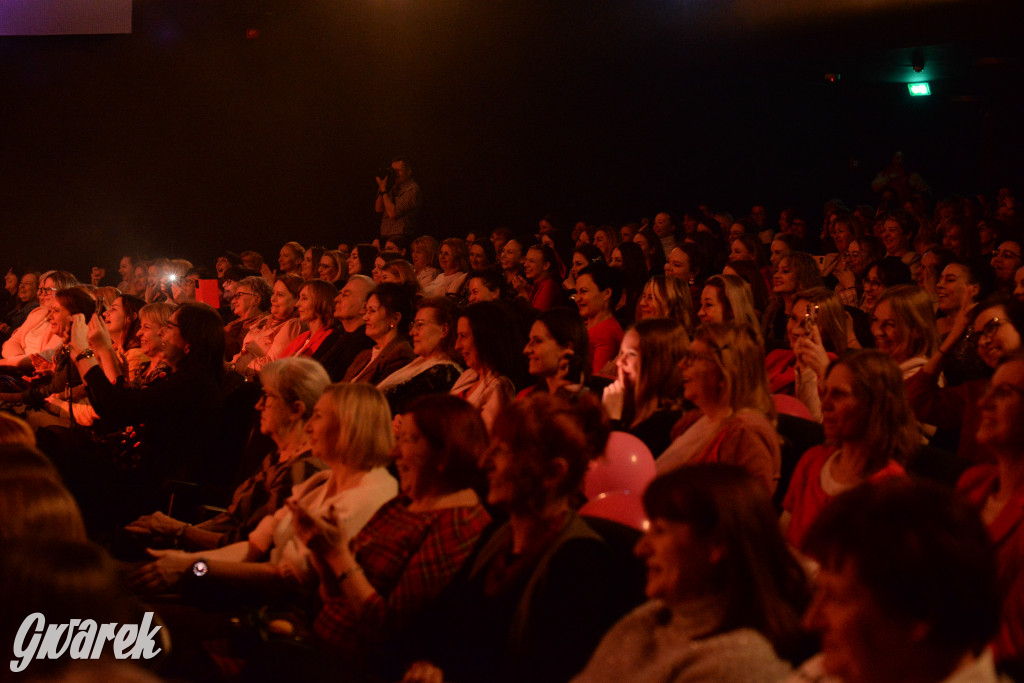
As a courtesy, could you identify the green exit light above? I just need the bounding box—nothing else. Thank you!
[908,83,931,96]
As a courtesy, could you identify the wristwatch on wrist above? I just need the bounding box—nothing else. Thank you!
[74,349,96,362]
[191,559,210,579]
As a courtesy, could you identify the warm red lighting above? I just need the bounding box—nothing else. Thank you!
[246,28,260,40]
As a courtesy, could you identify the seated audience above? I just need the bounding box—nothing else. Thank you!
[293,395,491,671]
[401,394,620,683]
[129,383,398,596]
[125,357,330,549]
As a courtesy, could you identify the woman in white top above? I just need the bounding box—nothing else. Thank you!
[129,382,398,596]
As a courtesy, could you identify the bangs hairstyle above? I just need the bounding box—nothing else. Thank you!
[628,318,689,426]
[643,464,809,660]
[301,279,340,327]
[490,393,610,514]
[875,284,938,359]
[320,383,395,470]
[640,275,695,333]
[792,287,849,354]
[826,350,919,468]
[259,357,330,421]
[693,322,775,422]
[803,478,999,656]
[405,394,488,495]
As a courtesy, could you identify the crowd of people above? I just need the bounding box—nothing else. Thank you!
[1,175,1023,682]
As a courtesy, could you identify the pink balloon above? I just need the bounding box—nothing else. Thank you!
[580,490,649,531]
[584,431,656,500]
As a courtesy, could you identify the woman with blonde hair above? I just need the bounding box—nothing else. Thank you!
[317,249,348,287]
[602,318,690,455]
[658,323,781,495]
[635,275,694,332]
[130,382,398,596]
[411,236,441,290]
[381,259,422,293]
[697,274,760,333]
[871,284,938,378]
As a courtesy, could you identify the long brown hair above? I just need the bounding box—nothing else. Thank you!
[827,350,920,472]
[624,318,689,427]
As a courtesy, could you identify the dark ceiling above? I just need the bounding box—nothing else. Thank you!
[0,0,1021,275]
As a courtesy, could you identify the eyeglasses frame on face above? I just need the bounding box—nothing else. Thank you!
[979,317,1009,341]
[410,318,441,332]
[232,291,255,301]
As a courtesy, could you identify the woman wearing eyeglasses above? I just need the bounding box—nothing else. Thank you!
[907,296,1024,465]
[657,323,781,495]
[223,276,272,360]
[230,274,305,377]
